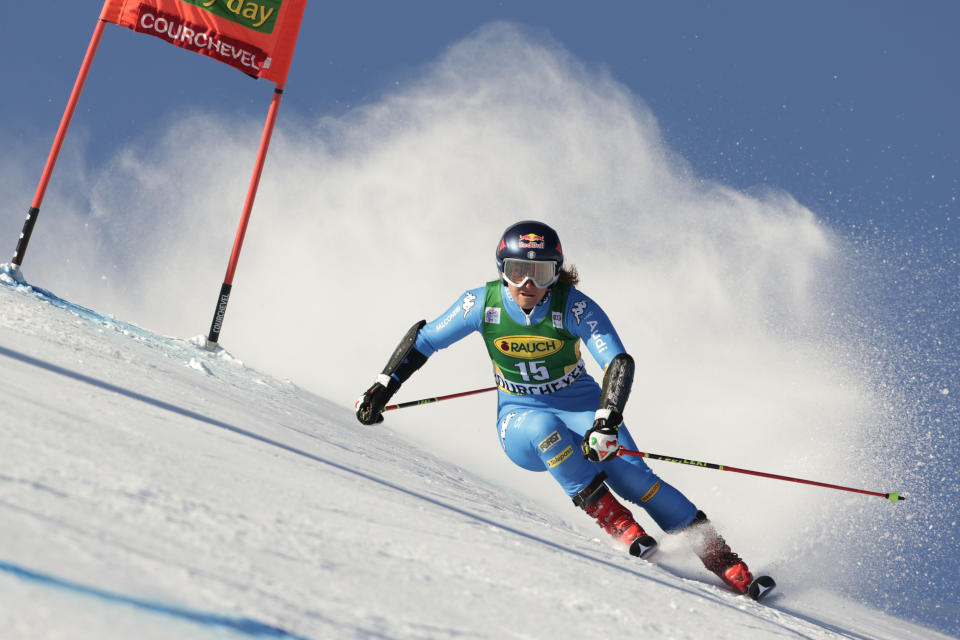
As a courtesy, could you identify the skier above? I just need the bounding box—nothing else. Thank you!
[355,220,770,598]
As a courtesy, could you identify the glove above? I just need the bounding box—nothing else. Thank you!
[581,409,622,462]
[355,374,396,425]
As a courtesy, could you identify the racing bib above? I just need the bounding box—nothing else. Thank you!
[481,281,583,394]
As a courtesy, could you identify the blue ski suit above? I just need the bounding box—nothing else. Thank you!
[414,280,699,532]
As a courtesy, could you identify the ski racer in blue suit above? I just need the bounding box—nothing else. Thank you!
[356,220,769,598]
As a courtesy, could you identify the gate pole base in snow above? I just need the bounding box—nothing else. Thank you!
[205,282,232,351]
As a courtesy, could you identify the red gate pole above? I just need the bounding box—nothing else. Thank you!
[205,87,285,350]
[10,19,107,276]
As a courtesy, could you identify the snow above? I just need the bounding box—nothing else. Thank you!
[1,273,955,640]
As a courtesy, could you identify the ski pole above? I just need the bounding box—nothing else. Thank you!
[618,448,905,503]
[382,386,498,412]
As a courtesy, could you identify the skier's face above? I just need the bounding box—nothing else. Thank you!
[507,279,548,311]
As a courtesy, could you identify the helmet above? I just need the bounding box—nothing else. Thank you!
[495,220,564,287]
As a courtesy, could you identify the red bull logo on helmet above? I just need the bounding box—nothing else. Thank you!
[518,233,545,249]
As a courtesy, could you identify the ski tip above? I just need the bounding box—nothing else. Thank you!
[628,534,658,559]
[747,575,776,602]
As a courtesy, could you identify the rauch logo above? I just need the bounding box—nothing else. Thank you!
[495,335,561,359]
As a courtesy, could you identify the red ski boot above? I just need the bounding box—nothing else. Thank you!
[574,476,657,558]
[687,511,754,594]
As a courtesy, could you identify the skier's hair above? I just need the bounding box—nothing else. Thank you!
[557,264,580,286]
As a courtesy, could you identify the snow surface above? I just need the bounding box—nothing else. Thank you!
[1,272,954,640]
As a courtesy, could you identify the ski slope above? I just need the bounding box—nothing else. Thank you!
[0,271,953,640]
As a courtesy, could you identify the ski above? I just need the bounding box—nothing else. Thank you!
[747,575,776,601]
[627,534,658,559]
[623,543,775,602]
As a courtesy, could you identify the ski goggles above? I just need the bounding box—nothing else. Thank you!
[500,258,559,288]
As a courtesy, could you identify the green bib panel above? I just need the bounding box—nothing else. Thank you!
[480,281,585,395]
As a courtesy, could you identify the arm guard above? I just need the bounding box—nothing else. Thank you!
[595,352,635,426]
[357,320,430,425]
[379,319,429,386]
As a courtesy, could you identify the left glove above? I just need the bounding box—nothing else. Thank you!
[355,374,398,425]
[581,409,622,462]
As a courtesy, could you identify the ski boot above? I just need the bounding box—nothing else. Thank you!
[687,511,775,600]
[573,473,657,558]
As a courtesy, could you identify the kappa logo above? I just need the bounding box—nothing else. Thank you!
[495,335,561,359]
[461,292,477,318]
[571,300,588,325]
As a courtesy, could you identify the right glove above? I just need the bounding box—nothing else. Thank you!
[581,409,622,462]
[355,374,397,425]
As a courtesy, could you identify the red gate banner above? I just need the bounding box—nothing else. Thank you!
[100,0,306,86]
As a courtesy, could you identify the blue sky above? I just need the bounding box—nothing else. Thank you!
[4,2,957,227]
[1,2,958,630]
